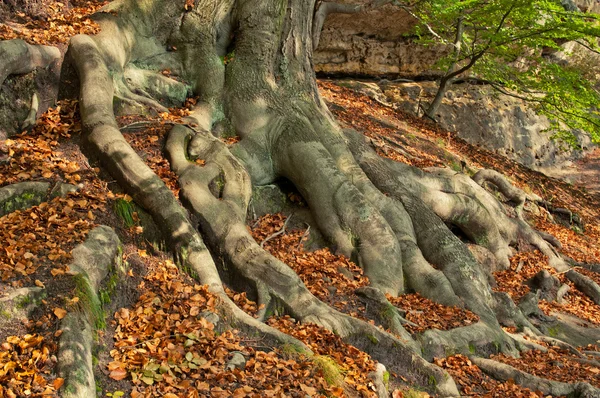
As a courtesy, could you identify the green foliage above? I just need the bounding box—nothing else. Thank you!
[114,198,135,228]
[410,0,600,143]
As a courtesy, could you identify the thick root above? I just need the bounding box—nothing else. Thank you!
[0,181,77,217]
[67,32,309,353]
[166,123,460,396]
[0,39,60,86]
[58,226,121,398]
[472,357,600,397]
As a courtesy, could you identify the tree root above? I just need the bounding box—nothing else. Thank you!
[472,169,527,217]
[0,39,60,86]
[419,322,517,361]
[0,181,78,217]
[58,226,121,398]
[166,123,459,396]
[59,0,600,395]
[66,33,310,354]
[471,356,600,397]
[565,270,600,305]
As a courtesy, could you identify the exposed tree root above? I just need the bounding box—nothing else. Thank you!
[0,39,60,86]
[55,0,600,395]
[471,356,600,397]
[0,181,77,217]
[166,123,457,394]
[565,270,600,305]
[472,169,527,218]
[58,226,121,398]
[65,32,311,355]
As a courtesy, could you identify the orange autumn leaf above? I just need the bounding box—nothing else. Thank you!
[109,368,128,381]
[53,308,67,319]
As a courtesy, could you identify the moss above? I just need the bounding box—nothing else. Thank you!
[404,388,427,398]
[2,190,44,215]
[64,383,76,394]
[379,303,397,323]
[428,374,437,387]
[468,343,476,354]
[313,355,346,387]
[15,294,32,309]
[280,343,310,359]
[383,370,390,389]
[449,160,463,173]
[0,303,11,319]
[74,273,106,329]
[548,326,559,337]
[366,334,379,344]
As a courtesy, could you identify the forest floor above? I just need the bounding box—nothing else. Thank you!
[1,2,600,397]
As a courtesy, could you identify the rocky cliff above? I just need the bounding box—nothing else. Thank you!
[315,2,597,170]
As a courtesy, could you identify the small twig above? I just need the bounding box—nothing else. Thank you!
[515,260,524,273]
[297,225,311,250]
[260,215,293,248]
[119,120,160,131]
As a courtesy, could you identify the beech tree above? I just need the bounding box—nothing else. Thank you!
[2,0,600,395]
[412,0,600,144]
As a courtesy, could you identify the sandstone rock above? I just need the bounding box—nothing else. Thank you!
[334,79,592,170]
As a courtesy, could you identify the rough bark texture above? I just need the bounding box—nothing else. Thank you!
[2,0,598,395]
[58,226,121,398]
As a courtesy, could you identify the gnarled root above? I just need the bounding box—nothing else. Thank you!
[65,31,309,353]
[166,123,459,396]
[472,357,600,397]
[0,39,60,86]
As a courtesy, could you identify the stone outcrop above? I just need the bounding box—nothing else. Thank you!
[335,79,592,170]
[314,4,447,77]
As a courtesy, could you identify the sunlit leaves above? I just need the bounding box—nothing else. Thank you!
[411,0,600,143]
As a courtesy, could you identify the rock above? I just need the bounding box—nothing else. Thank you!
[526,270,560,301]
[372,80,592,170]
[326,285,337,296]
[199,311,220,326]
[367,363,389,398]
[315,5,446,77]
[226,351,246,371]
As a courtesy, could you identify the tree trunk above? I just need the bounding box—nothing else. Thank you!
[12,0,587,394]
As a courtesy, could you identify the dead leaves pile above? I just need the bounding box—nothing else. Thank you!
[118,105,197,198]
[267,316,378,397]
[0,334,62,398]
[250,213,370,317]
[492,346,600,388]
[535,218,600,264]
[1,100,83,187]
[0,100,111,396]
[387,294,479,335]
[0,100,107,285]
[121,123,180,198]
[435,355,544,397]
[0,101,110,286]
[494,250,600,325]
[0,1,103,45]
[109,259,351,397]
[0,195,96,283]
[318,81,444,169]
